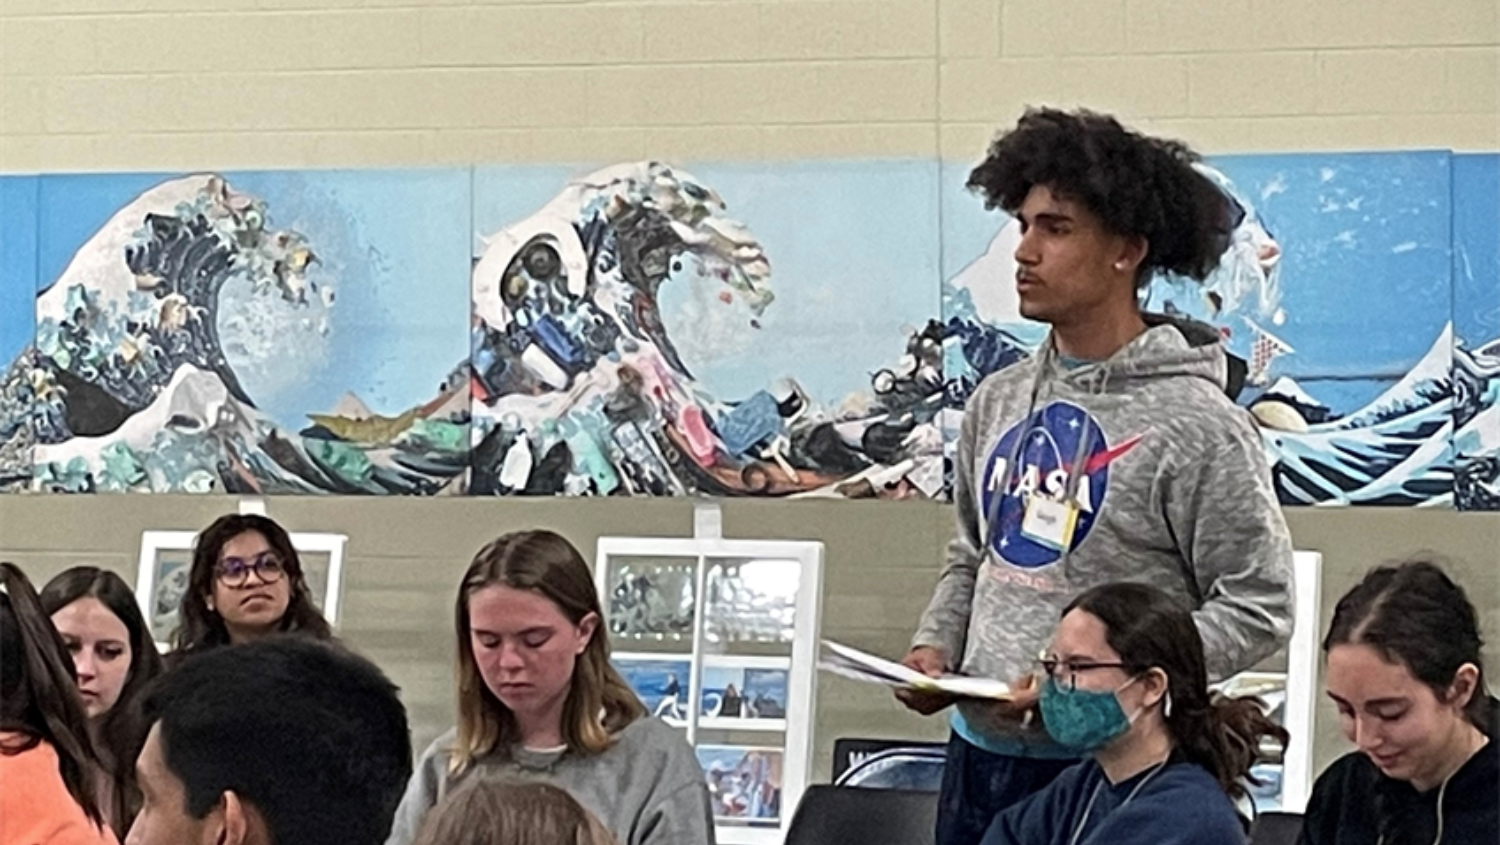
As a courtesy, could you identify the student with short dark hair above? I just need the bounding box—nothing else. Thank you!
[0,562,117,845]
[385,530,713,845]
[899,106,1294,845]
[983,582,1286,845]
[170,514,332,659]
[42,566,165,834]
[1300,560,1497,844]
[125,637,413,845]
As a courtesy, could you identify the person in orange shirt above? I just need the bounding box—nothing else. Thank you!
[0,562,118,845]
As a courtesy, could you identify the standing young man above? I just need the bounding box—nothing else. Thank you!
[900,108,1294,845]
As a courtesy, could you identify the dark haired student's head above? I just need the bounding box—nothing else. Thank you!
[1323,559,1492,791]
[127,637,412,845]
[984,582,1287,845]
[42,565,165,832]
[967,107,1239,331]
[1045,581,1287,797]
[172,514,332,654]
[42,566,161,723]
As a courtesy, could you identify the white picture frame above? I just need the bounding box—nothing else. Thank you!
[135,529,348,652]
[1215,549,1322,817]
[596,535,823,845]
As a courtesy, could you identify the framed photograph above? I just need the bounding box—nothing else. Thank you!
[700,659,788,725]
[603,557,697,641]
[134,529,348,651]
[697,746,784,826]
[612,656,693,723]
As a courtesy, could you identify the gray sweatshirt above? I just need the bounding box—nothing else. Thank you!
[384,717,715,845]
[914,316,1294,752]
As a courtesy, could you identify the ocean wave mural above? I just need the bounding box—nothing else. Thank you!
[0,152,1494,505]
[1,171,470,494]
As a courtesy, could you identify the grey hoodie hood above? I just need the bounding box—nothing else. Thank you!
[913,314,1293,753]
[1054,312,1231,389]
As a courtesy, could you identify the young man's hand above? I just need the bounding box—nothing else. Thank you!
[894,646,957,715]
[960,674,1042,733]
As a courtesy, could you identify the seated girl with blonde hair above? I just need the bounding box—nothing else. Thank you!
[385,530,713,845]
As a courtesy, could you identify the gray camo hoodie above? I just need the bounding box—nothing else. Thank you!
[913,314,1294,752]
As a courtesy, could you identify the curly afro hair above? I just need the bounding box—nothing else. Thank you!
[967,107,1242,285]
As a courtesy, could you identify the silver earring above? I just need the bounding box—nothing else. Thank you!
[1164,691,1173,718]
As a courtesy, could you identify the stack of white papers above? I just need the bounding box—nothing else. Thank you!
[819,640,1013,701]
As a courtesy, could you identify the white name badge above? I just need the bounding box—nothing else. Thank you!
[1019,497,1079,551]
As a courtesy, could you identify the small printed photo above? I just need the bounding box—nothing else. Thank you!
[614,657,693,722]
[700,666,788,720]
[297,549,333,615]
[606,562,697,640]
[147,554,193,645]
[697,745,783,824]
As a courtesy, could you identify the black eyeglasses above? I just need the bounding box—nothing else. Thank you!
[215,553,285,588]
[1037,657,1132,691]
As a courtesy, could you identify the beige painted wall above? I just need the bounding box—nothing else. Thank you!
[1,0,1498,789]
[2,494,1497,780]
[0,0,1496,172]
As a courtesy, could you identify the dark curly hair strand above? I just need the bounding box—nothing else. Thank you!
[967,107,1242,286]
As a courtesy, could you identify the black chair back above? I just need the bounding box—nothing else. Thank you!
[784,784,938,845]
[1249,812,1304,845]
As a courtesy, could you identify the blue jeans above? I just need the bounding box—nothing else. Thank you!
[935,733,1078,845]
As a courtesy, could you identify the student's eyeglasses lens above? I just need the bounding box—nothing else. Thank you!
[216,554,285,587]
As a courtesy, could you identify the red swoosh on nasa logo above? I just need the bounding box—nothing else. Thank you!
[1081,434,1144,475]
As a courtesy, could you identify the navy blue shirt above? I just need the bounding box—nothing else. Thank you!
[982,757,1247,845]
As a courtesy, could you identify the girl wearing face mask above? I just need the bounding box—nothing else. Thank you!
[385,530,714,845]
[1,562,118,845]
[982,582,1287,845]
[41,567,165,835]
[1300,560,1497,845]
[171,514,332,660]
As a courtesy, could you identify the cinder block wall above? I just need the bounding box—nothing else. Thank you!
[2,0,1495,171]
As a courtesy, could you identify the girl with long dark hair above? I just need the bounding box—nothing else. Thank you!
[983,582,1287,844]
[41,566,165,834]
[171,513,332,658]
[1300,559,1496,844]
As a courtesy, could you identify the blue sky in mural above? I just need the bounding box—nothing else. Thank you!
[473,164,593,237]
[939,160,1004,283]
[1213,152,1451,414]
[668,161,939,407]
[472,160,941,409]
[0,176,39,365]
[1453,153,1500,347]
[34,172,173,294]
[28,170,470,426]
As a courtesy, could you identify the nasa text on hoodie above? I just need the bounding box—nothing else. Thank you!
[913,316,1294,753]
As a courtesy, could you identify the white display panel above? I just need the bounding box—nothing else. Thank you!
[598,533,823,845]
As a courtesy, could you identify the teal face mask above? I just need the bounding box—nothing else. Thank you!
[1039,675,1139,751]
